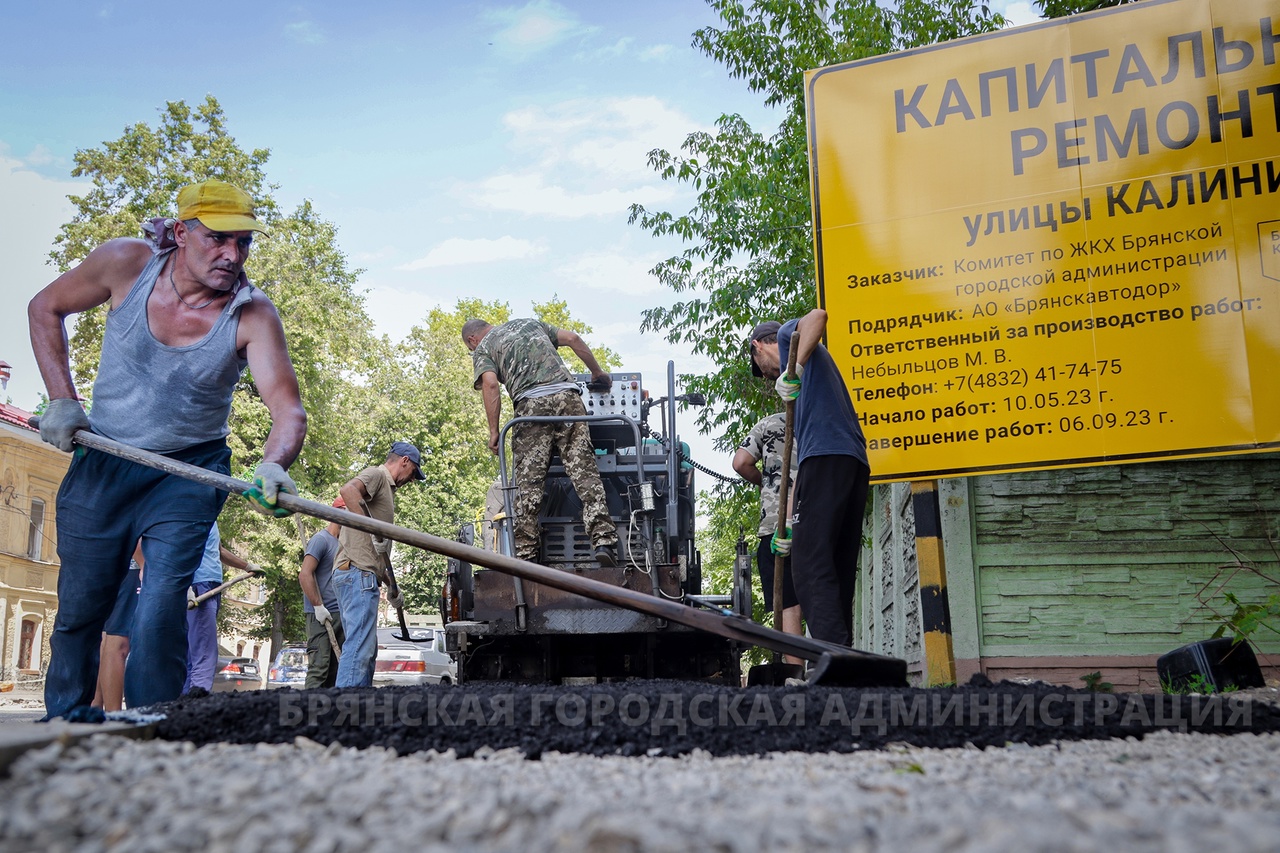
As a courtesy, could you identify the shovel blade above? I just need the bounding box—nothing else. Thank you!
[745,661,805,686]
[806,650,909,688]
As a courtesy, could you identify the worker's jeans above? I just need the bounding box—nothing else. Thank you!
[44,439,229,720]
[182,585,221,693]
[333,567,379,688]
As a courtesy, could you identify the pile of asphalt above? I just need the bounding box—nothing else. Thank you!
[151,675,1280,758]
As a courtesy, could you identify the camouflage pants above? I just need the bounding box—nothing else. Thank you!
[511,390,617,562]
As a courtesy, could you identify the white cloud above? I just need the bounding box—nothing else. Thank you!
[486,0,594,59]
[0,147,84,410]
[361,284,440,344]
[24,145,55,167]
[284,20,326,45]
[586,37,633,59]
[396,236,543,270]
[471,172,673,218]
[503,96,704,181]
[556,250,663,296]
[465,96,705,217]
[990,0,1041,28]
[638,44,674,62]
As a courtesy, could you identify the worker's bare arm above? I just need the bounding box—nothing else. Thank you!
[28,238,153,399]
[556,329,608,379]
[299,554,324,608]
[732,448,763,486]
[480,371,503,454]
[339,478,373,518]
[238,296,307,469]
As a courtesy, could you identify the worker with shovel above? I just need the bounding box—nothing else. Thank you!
[299,497,347,688]
[27,179,307,719]
[747,311,870,648]
[334,442,425,688]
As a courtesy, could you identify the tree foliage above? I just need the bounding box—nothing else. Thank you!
[52,96,377,658]
[632,0,1006,612]
[1033,0,1134,19]
[632,1,1004,454]
[51,97,276,394]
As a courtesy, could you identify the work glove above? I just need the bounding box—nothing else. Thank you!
[187,586,199,609]
[372,536,392,555]
[242,462,297,518]
[313,603,333,626]
[770,527,793,556]
[387,588,404,612]
[775,366,802,401]
[586,372,612,392]
[245,562,264,576]
[34,398,91,453]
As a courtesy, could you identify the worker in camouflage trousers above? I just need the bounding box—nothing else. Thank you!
[463,317,620,568]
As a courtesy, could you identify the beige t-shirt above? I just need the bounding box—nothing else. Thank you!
[337,464,396,571]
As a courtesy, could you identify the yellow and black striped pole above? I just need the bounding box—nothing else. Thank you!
[912,480,956,685]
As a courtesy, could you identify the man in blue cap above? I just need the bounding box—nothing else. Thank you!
[747,310,870,648]
[333,441,425,687]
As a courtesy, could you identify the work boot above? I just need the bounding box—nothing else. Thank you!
[593,545,618,568]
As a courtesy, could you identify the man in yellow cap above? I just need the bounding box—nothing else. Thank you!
[28,179,308,718]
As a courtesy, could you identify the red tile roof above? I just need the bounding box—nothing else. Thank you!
[0,401,37,432]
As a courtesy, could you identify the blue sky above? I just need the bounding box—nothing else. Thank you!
[1,0,1036,476]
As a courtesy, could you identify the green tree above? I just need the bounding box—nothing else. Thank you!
[48,96,377,659]
[531,294,621,373]
[631,0,1004,450]
[354,299,510,614]
[631,0,1006,611]
[1033,0,1132,18]
[49,97,276,394]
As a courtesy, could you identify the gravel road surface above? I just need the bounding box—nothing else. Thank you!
[1,729,1277,852]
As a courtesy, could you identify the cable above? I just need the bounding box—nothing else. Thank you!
[643,428,744,486]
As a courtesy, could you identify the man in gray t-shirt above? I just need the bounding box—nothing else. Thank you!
[299,499,345,689]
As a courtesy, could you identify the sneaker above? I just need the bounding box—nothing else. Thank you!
[593,545,618,568]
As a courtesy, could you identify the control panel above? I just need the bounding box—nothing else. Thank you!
[574,372,643,420]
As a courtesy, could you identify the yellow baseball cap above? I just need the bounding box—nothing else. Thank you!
[176,180,269,235]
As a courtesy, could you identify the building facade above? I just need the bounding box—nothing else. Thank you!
[0,401,69,683]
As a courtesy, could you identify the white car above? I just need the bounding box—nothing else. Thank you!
[373,627,457,686]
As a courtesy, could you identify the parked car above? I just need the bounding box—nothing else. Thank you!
[374,627,456,686]
[267,645,309,689]
[212,656,263,692]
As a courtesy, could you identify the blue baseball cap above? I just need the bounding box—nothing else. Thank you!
[390,441,426,480]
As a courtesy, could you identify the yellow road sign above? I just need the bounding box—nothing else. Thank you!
[806,0,1280,482]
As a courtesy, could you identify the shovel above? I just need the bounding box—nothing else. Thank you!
[52,428,906,686]
[187,565,265,608]
[747,333,806,686]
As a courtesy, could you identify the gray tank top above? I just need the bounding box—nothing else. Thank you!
[90,247,251,453]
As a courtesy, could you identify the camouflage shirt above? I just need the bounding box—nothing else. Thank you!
[740,412,799,538]
[471,318,571,400]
